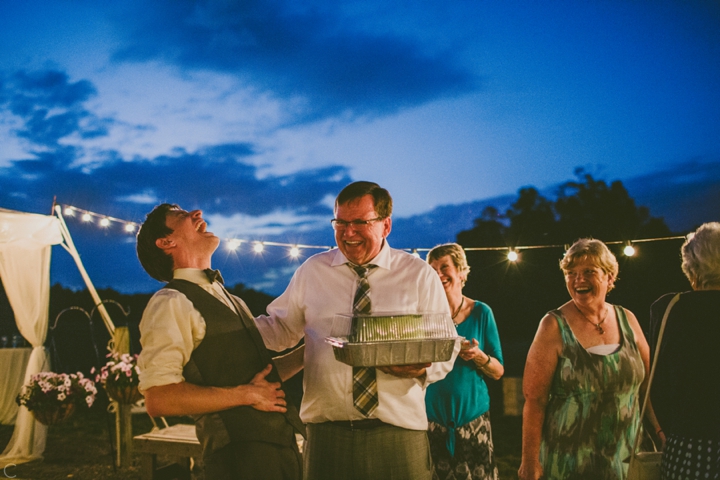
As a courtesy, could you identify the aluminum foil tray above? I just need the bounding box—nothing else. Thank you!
[326,337,458,367]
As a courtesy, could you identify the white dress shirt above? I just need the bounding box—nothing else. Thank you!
[254,241,458,431]
[137,268,231,392]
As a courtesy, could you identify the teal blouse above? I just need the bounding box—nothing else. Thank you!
[425,301,504,456]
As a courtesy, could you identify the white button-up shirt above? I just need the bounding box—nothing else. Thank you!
[254,241,458,430]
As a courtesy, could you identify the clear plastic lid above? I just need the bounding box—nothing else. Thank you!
[330,312,456,343]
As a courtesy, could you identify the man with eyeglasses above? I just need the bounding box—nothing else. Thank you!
[255,181,458,479]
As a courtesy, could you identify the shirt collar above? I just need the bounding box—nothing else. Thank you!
[173,268,212,285]
[330,240,392,270]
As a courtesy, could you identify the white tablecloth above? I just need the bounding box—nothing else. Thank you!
[0,348,32,425]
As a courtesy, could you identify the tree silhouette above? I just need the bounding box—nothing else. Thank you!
[458,169,671,248]
[554,168,670,241]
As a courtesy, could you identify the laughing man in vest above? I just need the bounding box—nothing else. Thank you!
[135,203,305,480]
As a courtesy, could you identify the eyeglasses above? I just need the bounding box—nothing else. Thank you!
[330,217,384,230]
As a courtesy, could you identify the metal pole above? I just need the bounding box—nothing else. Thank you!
[53,205,115,334]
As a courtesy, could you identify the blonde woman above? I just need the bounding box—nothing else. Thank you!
[519,238,660,480]
[425,243,504,480]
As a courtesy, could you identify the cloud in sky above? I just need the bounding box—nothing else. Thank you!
[110,0,479,121]
[0,70,111,148]
[0,68,351,220]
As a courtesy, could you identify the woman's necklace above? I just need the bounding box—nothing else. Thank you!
[573,302,608,334]
[452,296,465,322]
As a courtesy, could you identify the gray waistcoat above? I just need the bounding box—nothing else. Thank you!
[164,280,305,454]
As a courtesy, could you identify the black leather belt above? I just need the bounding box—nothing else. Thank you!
[327,419,387,430]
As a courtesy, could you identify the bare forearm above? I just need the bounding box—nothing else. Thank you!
[143,365,287,417]
[144,382,256,417]
[472,353,504,380]
[521,398,547,465]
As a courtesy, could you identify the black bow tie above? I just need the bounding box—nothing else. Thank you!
[203,268,224,284]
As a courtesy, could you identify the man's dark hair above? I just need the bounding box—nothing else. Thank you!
[136,203,179,282]
[335,181,393,218]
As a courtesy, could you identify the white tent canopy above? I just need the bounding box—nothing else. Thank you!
[0,207,113,466]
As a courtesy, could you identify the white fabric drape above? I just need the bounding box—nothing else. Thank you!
[0,348,32,424]
[0,209,63,466]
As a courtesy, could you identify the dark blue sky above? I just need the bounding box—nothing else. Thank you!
[1,0,718,294]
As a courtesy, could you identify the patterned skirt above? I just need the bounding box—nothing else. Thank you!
[428,411,498,480]
[661,434,720,480]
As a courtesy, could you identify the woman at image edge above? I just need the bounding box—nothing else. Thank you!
[425,243,504,480]
[649,222,720,479]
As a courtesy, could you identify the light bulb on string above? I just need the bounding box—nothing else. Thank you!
[54,203,688,265]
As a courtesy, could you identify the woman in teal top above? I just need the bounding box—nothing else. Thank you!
[426,243,504,480]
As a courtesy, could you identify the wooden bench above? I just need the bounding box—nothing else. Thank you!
[133,423,202,480]
[134,421,305,479]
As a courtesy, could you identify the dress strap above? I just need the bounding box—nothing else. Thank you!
[613,305,636,349]
[548,309,578,348]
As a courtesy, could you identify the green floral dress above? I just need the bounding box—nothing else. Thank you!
[540,305,644,479]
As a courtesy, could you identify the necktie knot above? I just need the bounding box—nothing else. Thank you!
[348,263,376,279]
[203,268,224,284]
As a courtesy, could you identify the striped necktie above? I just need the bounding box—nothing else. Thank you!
[349,263,378,417]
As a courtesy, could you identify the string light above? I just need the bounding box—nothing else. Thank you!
[56,203,690,264]
[58,204,140,233]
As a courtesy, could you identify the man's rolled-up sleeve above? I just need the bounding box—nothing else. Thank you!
[138,289,205,392]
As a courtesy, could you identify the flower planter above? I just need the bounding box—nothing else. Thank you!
[32,402,76,426]
[105,383,142,404]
